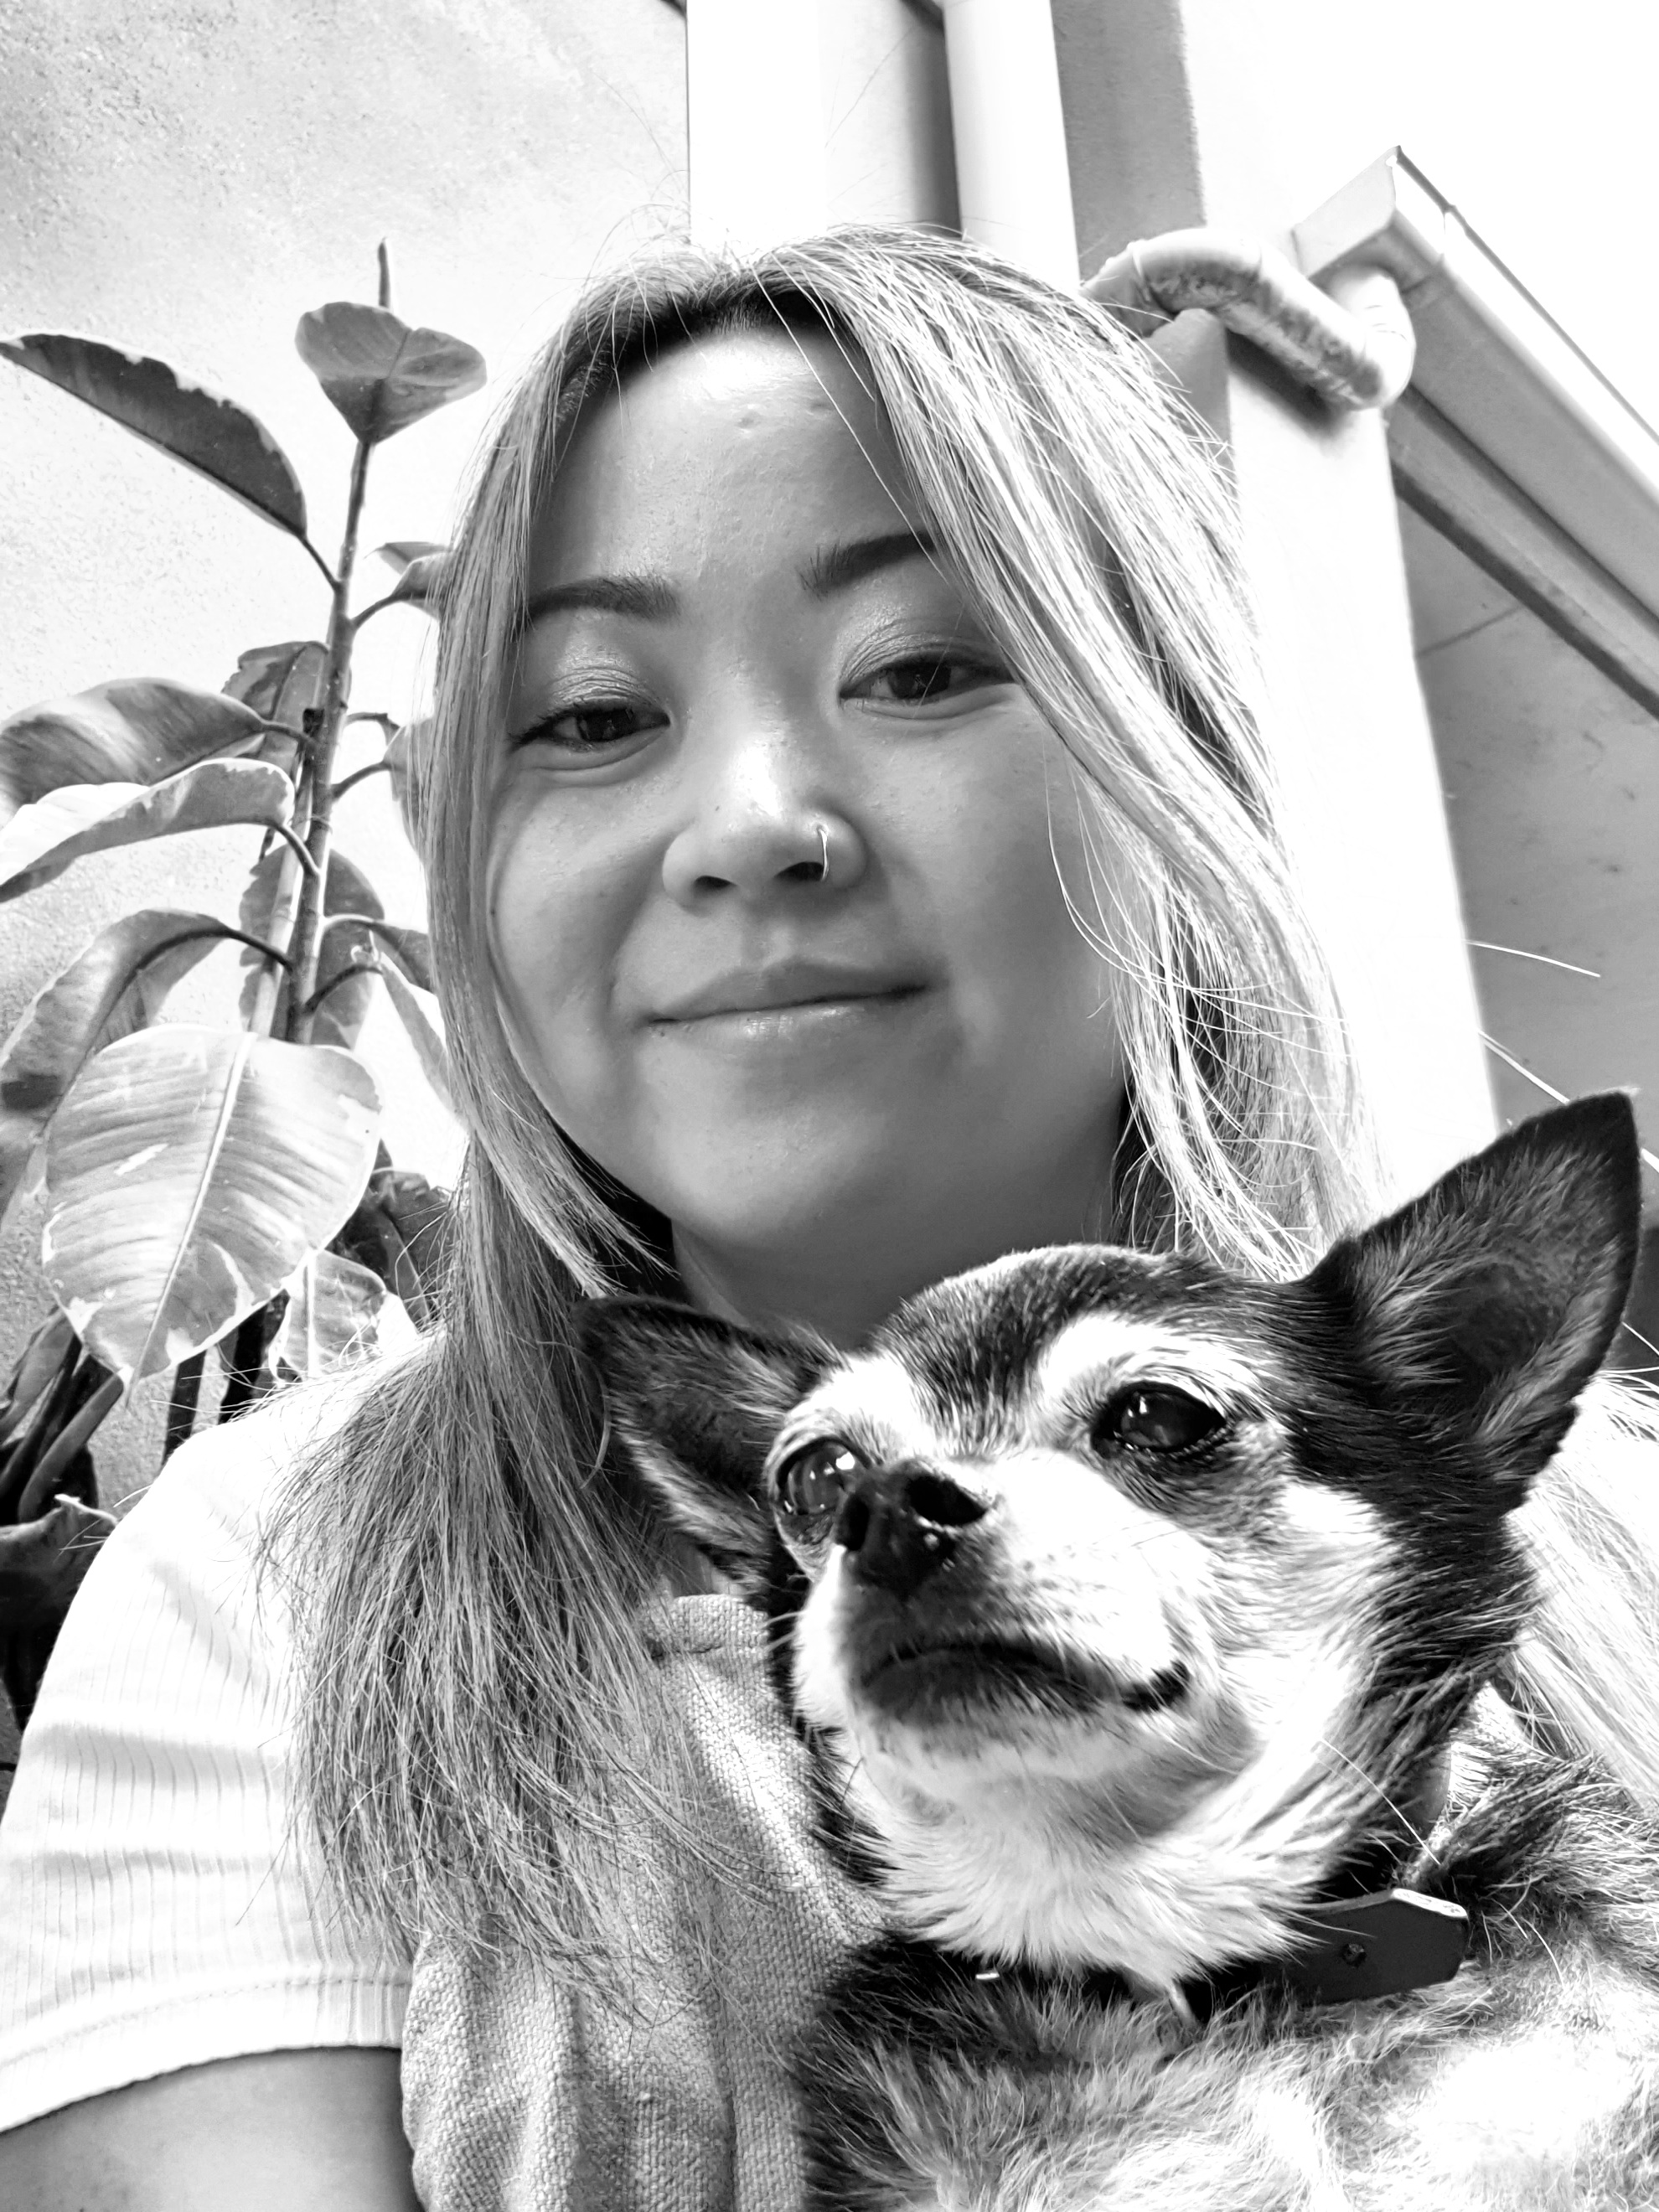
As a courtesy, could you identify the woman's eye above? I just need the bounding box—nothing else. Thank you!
[774,1439,865,1524]
[1092,1388,1224,1455]
[850,654,1008,708]
[511,700,664,752]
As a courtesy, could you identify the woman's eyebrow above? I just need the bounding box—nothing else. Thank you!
[515,530,935,633]
[519,572,679,628]
[800,530,935,598]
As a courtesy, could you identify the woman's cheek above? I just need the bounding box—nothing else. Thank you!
[493,811,667,1145]
[487,813,592,1095]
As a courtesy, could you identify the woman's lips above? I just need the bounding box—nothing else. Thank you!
[651,989,928,1048]
[649,962,928,1026]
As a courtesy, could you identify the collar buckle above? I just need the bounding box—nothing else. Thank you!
[1278,1887,1468,2006]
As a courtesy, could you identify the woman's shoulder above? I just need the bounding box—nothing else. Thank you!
[0,1366,415,2135]
[8,1364,399,1806]
[13,1374,372,1724]
[137,1362,394,1544]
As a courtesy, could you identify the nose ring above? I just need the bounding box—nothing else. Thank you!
[814,822,831,882]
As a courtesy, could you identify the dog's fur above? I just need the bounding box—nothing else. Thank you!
[581,1097,1658,2209]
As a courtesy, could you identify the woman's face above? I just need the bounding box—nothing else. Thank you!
[489,327,1127,1341]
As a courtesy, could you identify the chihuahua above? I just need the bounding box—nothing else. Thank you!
[581,1096,1656,2210]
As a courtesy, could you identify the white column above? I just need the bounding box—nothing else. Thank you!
[939,0,1078,284]
[685,0,827,251]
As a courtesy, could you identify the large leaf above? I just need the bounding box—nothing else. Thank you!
[295,304,484,445]
[0,909,230,1222]
[224,641,328,774]
[376,960,453,1111]
[41,1025,380,1383]
[273,1250,417,1380]
[0,1316,106,1529]
[308,947,377,1055]
[239,844,382,944]
[314,927,452,1109]
[375,540,445,571]
[0,334,308,540]
[384,718,428,848]
[0,1310,79,1457]
[370,550,449,618]
[238,845,385,1038]
[0,680,267,827]
[308,914,433,1055]
[333,1165,451,1331]
[0,760,294,900]
[224,639,329,727]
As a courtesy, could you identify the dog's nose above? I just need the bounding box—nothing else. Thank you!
[834,1465,988,1598]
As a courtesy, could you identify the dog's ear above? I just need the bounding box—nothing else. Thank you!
[577,1295,830,1584]
[1305,1094,1641,1490]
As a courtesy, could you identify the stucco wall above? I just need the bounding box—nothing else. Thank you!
[0,0,690,1521]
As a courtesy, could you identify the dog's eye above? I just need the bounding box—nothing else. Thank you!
[1093,1388,1224,1454]
[775,1439,863,1524]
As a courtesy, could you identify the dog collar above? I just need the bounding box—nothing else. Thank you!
[969,1882,1469,2028]
[1134,1887,1470,2027]
[1268,1884,1469,2006]
[1124,1755,1471,2020]
[1183,1749,1469,2015]
[969,1754,1470,2020]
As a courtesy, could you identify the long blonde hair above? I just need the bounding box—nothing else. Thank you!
[266,228,1659,1977]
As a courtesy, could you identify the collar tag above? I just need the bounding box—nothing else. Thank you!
[1279,1888,1468,2006]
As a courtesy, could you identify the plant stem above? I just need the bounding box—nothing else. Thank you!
[248,833,308,1037]
[286,432,374,1041]
[347,589,402,632]
[331,758,392,802]
[218,1308,278,1420]
[162,1352,205,1461]
[131,923,294,977]
[228,413,376,1408]
[303,960,380,1019]
[297,536,343,593]
[268,822,322,880]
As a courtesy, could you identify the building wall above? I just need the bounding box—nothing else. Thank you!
[1055,0,1656,1233]
[1405,510,1659,1167]
[1054,0,1496,1201]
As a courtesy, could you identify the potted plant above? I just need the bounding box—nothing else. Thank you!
[0,251,470,1735]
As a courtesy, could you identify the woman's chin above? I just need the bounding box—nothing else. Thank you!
[655,1140,948,1290]
[669,1158,913,1258]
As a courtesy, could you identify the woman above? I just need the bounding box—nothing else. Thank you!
[2,229,1655,2209]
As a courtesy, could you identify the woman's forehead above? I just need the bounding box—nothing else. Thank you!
[526,327,920,586]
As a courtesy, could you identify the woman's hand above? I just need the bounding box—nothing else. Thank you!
[0,2049,420,2210]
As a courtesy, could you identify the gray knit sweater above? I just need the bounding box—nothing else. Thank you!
[402,1595,879,2210]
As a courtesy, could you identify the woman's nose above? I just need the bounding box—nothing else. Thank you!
[659,715,866,905]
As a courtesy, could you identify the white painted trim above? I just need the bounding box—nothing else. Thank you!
[685,0,827,251]
[1391,391,1659,720]
[1296,149,1659,631]
[940,0,1078,284]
